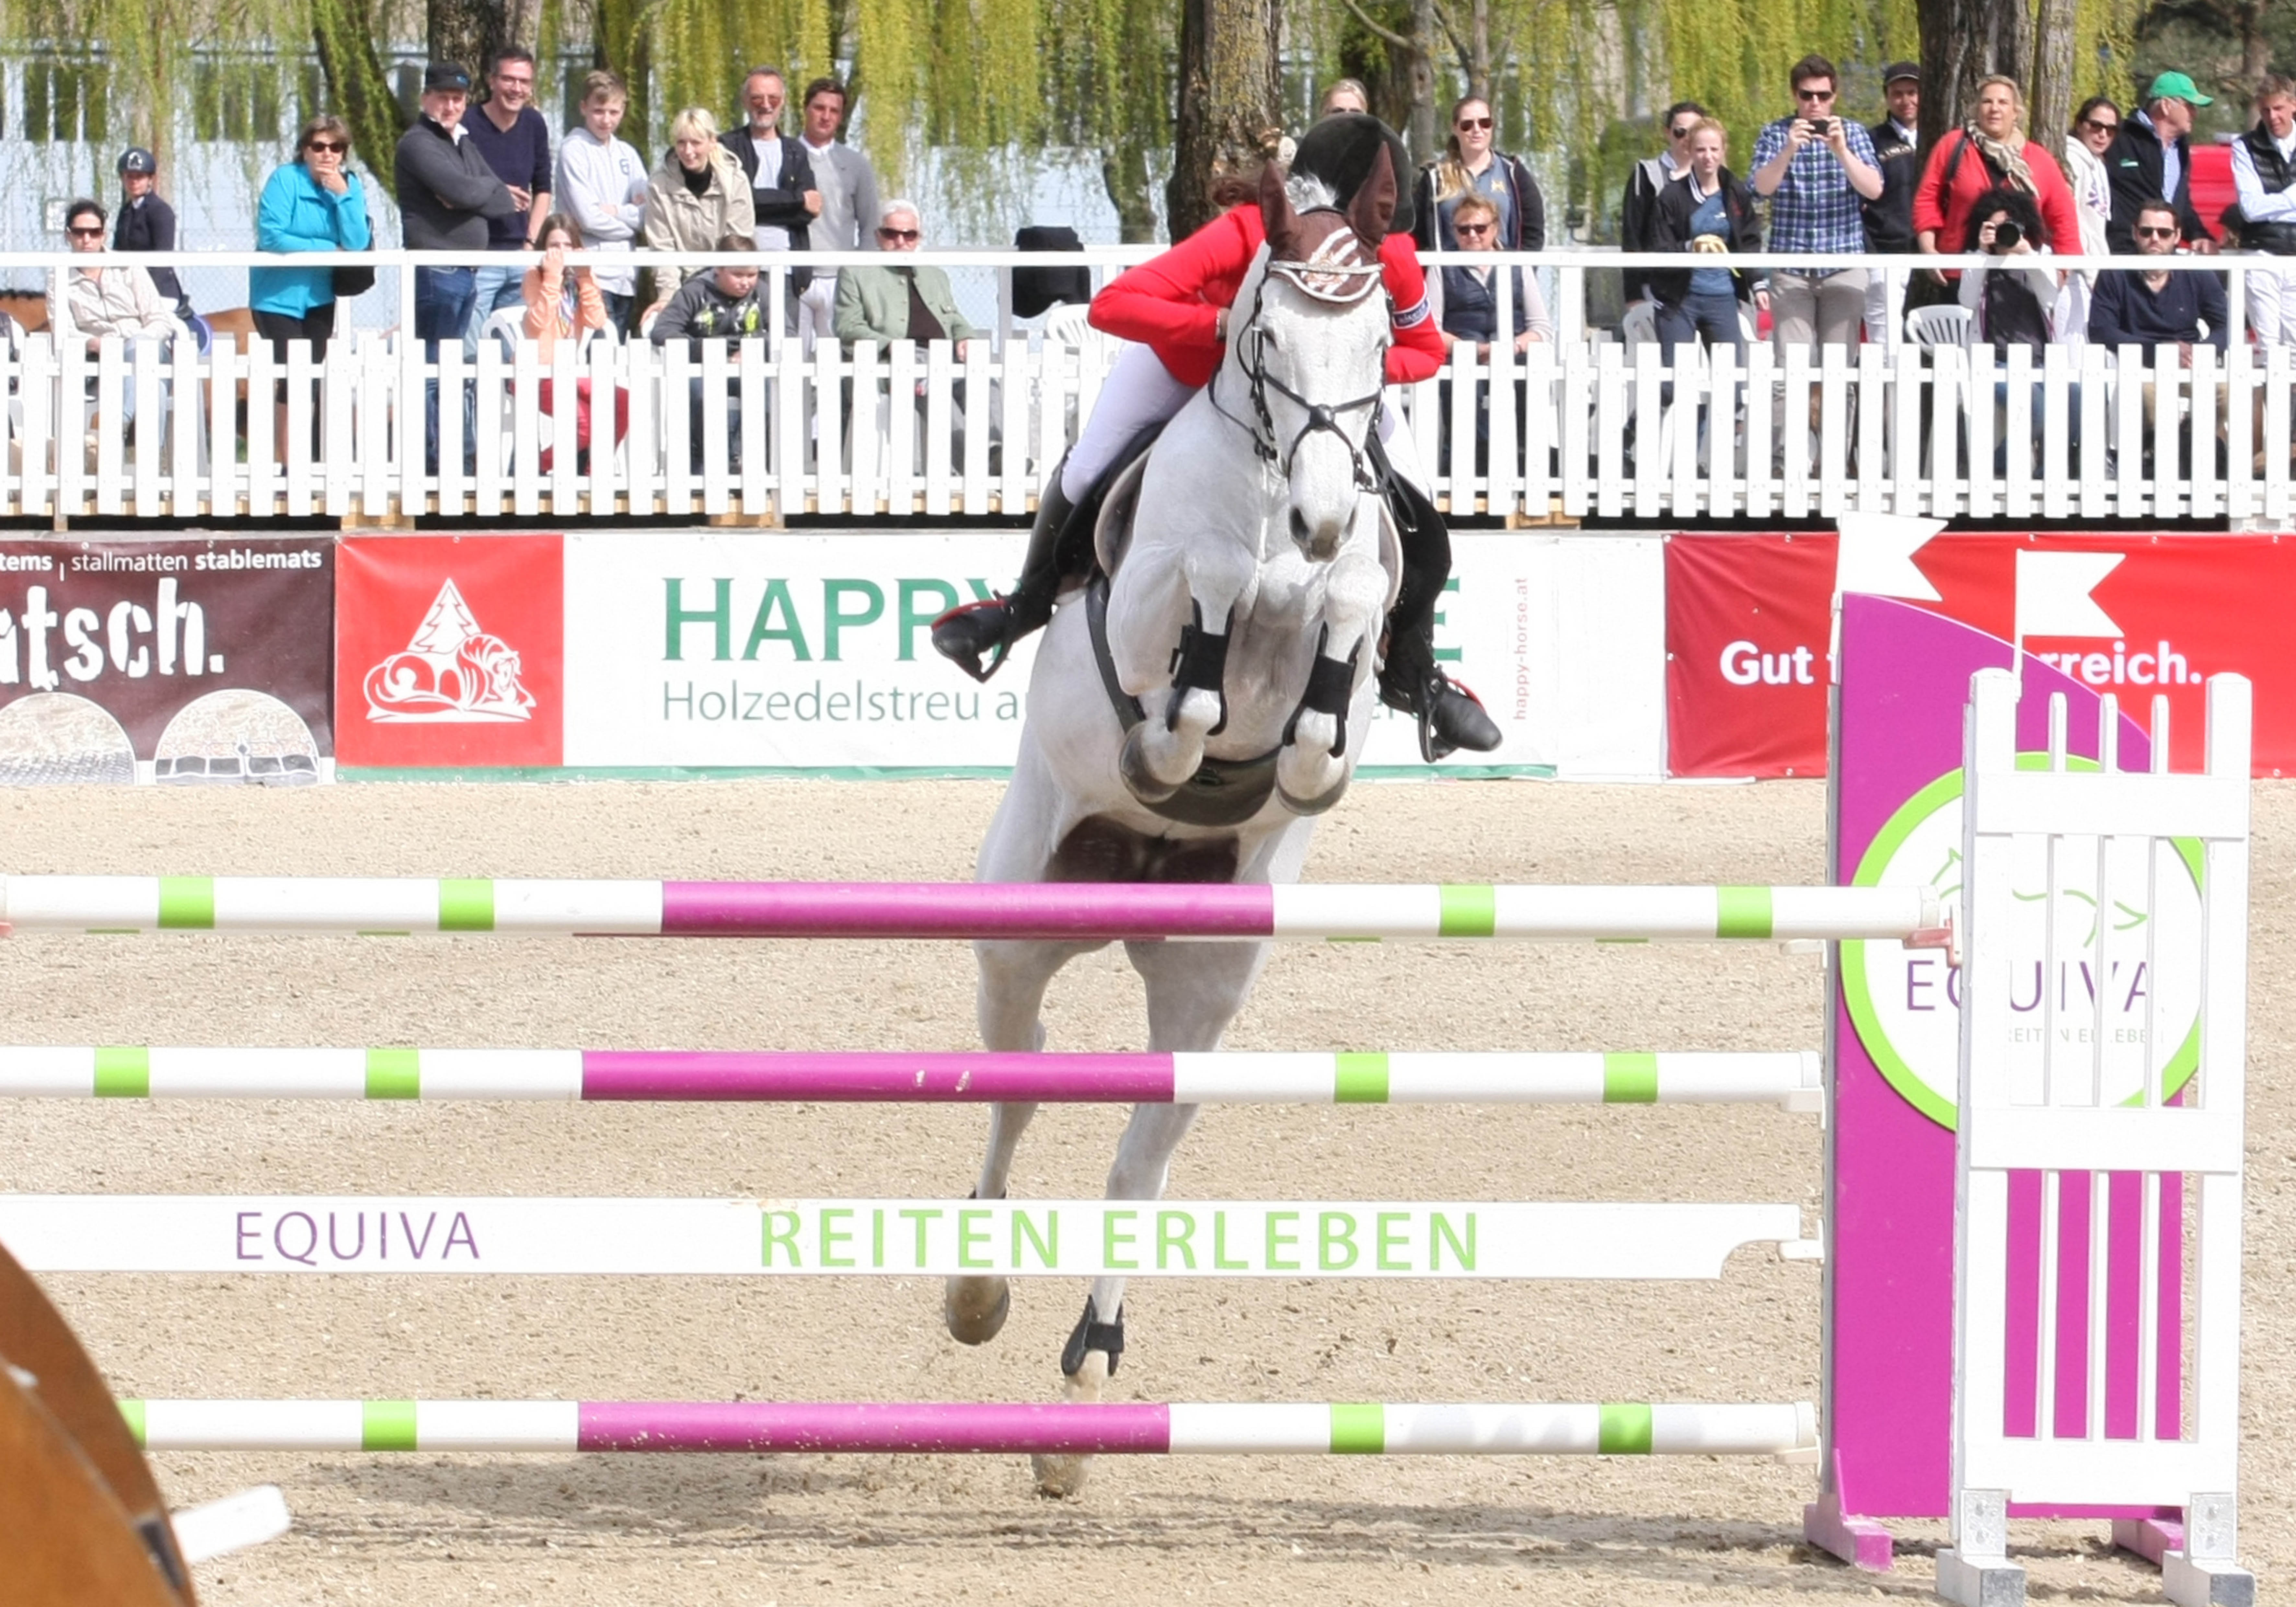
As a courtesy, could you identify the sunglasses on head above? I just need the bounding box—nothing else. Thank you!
[878,226,919,242]
[2136,224,2178,239]
[1456,116,1492,130]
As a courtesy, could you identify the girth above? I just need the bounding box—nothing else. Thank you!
[1086,575,1281,828]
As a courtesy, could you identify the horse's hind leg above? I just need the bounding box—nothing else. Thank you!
[1033,935,1270,1497]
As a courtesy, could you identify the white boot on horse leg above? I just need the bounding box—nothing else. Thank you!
[1120,684,1227,803]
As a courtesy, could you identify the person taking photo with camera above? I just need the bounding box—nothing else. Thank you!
[1748,53,1882,356]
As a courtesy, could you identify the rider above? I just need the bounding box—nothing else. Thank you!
[930,114,1501,760]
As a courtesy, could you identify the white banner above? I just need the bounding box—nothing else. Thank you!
[560,531,1558,774]
[0,1196,1809,1280]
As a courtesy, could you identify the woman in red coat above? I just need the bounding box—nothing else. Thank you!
[934,114,1495,758]
[1913,76,2084,290]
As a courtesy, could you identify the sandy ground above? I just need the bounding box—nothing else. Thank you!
[0,775,2287,1606]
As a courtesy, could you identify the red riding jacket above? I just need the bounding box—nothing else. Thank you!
[1089,204,1445,390]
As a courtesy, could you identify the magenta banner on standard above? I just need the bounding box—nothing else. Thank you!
[0,538,334,784]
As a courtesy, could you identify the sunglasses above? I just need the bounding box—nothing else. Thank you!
[1797,87,1836,102]
[878,227,919,242]
[2082,118,2119,134]
[66,226,103,238]
[1453,222,1493,237]
[306,140,345,153]
[2135,225,2178,239]
[1668,124,1697,139]
[1456,116,1493,130]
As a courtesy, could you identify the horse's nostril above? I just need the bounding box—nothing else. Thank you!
[1290,508,1311,547]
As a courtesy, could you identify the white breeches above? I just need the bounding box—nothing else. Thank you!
[1061,339,1420,501]
[2245,261,2296,347]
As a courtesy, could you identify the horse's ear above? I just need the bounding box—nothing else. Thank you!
[1346,142,1396,247]
[1260,159,1298,255]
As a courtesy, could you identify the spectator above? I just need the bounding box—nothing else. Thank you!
[1620,102,1705,307]
[1431,192,1552,352]
[1414,95,1546,252]
[2060,96,2120,342]
[1429,190,1549,469]
[640,108,755,325]
[111,147,191,321]
[795,77,882,347]
[723,66,819,322]
[648,233,767,470]
[554,69,649,334]
[1319,78,1369,119]
[250,115,372,462]
[395,61,515,366]
[1647,117,1763,364]
[463,47,553,345]
[50,199,182,439]
[1956,187,2059,354]
[1912,75,2083,294]
[519,211,626,469]
[1863,63,1920,343]
[2231,75,2296,347]
[1749,53,1884,351]
[2089,198,2228,358]
[832,200,979,355]
[2104,73,2216,254]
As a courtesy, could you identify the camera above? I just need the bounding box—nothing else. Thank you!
[1991,220,2024,251]
[1807,118,1831,136]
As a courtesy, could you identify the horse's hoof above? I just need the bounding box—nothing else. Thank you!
[1275,765,1349,816]
[1032,1349,1110,1497]
[1117,723,1184,805]
[943,1274,1011,1345]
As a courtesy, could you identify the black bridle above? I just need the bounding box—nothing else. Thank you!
[1208,246,1389,492]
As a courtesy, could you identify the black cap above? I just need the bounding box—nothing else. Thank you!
[422,62,472,93]
[1290,112,1415,238]
[116,147,156,175]
[1881,61,1919,86]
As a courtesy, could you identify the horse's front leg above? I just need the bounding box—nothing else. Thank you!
[1118,567,1252,807]
[1276,544,1388,814]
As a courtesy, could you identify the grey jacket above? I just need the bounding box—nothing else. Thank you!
[801,139,881,260]
[395,117,516,252]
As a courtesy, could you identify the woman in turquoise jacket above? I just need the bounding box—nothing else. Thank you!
[250,114,372,359]
[251,113,371,461]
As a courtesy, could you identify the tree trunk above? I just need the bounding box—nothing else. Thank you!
[1102,139,1161,243]
[1166,0,1282,238]
[1405,0,1438,160]
[1917,0,2032,150]
[2028,0,2076,157]
[312,0,406,187]
[429,0,507,82]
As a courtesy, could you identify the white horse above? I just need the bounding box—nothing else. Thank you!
[945,152,1404,1496]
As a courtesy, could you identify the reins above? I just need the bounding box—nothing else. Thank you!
[1207,245,1388,492]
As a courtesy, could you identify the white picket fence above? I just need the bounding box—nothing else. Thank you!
[8,247,2290,523]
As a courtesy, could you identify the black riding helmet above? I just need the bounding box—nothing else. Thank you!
[1289,113,1415,239]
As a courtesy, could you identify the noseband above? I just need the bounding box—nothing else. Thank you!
[1211,228,1388,491]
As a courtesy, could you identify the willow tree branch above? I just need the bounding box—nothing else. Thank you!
[1427,0,1471,78]
[1336,0,1413,52]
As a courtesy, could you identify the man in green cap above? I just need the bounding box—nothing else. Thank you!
[2104,70,2217,253]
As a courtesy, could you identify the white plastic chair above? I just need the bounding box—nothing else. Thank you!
[1905,303,1974,349]
[1618,299,1659,354]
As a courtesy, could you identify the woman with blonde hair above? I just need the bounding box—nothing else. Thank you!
[640,107,755,323]
[1912,75,2083,288]
[1412,94,1545,252]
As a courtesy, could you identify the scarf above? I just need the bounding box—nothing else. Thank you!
[1963,122,2036,192]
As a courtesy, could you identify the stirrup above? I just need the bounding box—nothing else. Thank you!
[930,597,1019,683]
[1417,671,1500,763]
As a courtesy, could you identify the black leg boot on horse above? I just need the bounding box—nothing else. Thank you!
[931,453,1088,682]
[1373,446,1501,762]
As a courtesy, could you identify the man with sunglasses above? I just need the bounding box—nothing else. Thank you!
[1749,53,1884,353]
[2089,201,2227,361]
[1862,62,1920,343]
[2103,72,2215,254]
[1619,101,1705,307]
[830,200,978,358]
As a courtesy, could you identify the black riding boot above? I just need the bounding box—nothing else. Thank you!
[1377,470,1501,763]
[930,471,1078,682]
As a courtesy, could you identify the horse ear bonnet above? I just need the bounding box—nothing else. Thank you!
[1289,113,1415,239]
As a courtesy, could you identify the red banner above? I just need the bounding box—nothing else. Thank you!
[335,536,563,769]
[1667,531,2296,777]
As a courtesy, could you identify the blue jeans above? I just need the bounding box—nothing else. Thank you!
[686,375,744,473]
[1656,291,1747,419]
[465,262,528,353]
[415,266,478,473]
[1987,374,2083,473]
